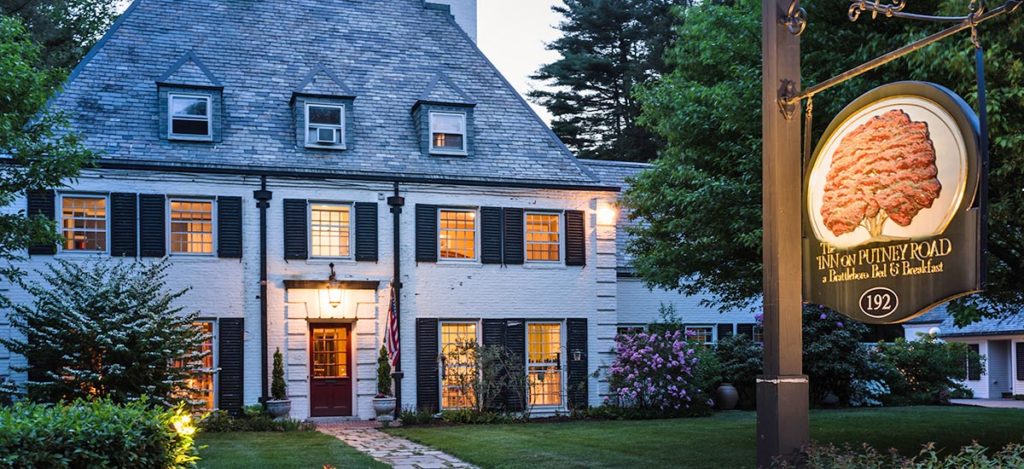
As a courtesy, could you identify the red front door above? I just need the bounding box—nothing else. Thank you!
[310,324,352,417]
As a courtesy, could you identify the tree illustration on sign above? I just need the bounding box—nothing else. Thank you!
[821,109,942,240]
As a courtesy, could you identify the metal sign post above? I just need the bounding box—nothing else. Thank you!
[758,0,809,466]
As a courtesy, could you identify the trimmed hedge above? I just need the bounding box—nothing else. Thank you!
[0,399,198,468]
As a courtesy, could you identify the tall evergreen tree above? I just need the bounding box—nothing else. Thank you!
[531,0,689,162]
[2,0,120,71]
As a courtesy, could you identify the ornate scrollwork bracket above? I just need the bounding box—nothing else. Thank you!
[781,0,808,35]
[849,0,907,21]
[778,80,799,120]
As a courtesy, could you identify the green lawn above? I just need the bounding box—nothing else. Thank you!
[196,432,386,469]
[387,407,1024,469]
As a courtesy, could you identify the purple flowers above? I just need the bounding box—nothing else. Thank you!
[606,330,703,411]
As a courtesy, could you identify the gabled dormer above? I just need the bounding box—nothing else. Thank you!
[157,51,223,143]
[292,64,356,151]
[412,72,475,157]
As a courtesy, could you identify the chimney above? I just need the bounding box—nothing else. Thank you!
[426,0,478,43]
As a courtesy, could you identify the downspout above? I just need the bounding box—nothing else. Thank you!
[387,181,405,419]
[254,176,273,405]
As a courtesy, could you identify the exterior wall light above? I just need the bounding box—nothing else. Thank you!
[597,202,618,226]
[572,349,583,362]
[327,262,342,308]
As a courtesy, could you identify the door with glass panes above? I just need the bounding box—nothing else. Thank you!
[310,324,352,417]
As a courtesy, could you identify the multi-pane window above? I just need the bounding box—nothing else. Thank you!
[170,200,214,255]
[182,321,215,410]
[439,209,476,260]
[752,325,764,344]
[440,322,477,410]
[169,94,211,139]
[61,195,107,252]
[527,323,563,407]
[686,326,714,346]
[526,213,560,262]
[616,326,645,336]
[310,204,352,258]
[430,112,467,153]
[306,104,344,147]
[312,326,349,378]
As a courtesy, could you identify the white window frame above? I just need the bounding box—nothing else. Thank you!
[57,193,110,255]
[524,211,563,264]
[526,321,566,409]
[308,202,354,260]
[428,111,468,155]
[168,93,213,141]
[438,320,480,411]
[194,319,219,411]
[437,207,479,262]
[685,325,715,346]
[304,103,346,149]
[167,197,217,257]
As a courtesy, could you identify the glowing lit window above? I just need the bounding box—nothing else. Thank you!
[310,204,352,258]
[439,209,476,260]
[686,326,714,346]
[170,200,214,255]
[169,94,211,139]
[312,327,348,378]
[176,321,215,411]
[440,322,477,410]
[61,195,107,252]
[527,323,563,407]
[526,212,560,262]
[429,112,467,153]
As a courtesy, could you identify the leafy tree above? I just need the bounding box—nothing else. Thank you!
[873,335,983,404]
[531,0,690,162]
[0,259,209,405]
[2,0,120,71]
[626,0,1024,322]
[0,15,93,291]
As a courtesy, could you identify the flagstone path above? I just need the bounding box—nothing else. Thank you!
[319,422,478,469]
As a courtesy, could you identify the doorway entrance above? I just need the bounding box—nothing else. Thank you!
[310,324,352,417]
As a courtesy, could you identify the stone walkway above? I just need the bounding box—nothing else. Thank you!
[319,422,478,469]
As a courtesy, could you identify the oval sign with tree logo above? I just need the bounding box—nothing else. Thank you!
[803,82,984,324]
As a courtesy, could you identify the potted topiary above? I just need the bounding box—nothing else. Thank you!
[373,346,396,422]
[266,348,291,418]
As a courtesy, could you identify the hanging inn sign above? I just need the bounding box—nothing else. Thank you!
[803,82,985,324]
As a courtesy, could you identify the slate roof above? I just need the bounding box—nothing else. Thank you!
[580,159,651,269]
[905,305,1024,337]
[52,0,608,189]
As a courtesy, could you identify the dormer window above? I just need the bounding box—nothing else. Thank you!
[168,94,212,140]
[430,112,467,154]
[306,104,345,148]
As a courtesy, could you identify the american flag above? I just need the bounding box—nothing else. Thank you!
[385,284,400,369]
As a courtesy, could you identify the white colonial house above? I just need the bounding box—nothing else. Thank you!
[0,0,758,420]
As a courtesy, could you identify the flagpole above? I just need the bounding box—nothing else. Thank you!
[388,182,405,420]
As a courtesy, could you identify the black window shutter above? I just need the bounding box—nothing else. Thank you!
[354,202,378,262]
[565,210,586,266]
[482,319,508,410]
[502,208,524,265]
[967,344,981,381]
[505,319,526,411]
[283,199,308,260]
[110,193,138,257]
[1016,343,1024,381]
[737,323,755,338]
[26,190,56,255]
[416,318,440,412]
[480,207,503,264]
[415,204,438,263]
[566,318,588,410]
[217,318,245,415]
[139,194,166,257]
[217,196,243,259]
[717,324,734,341]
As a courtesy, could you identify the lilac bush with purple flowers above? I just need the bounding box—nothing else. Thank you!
[606,329,708,411]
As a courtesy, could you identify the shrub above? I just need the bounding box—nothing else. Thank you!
[377,346,392,397]
[606,329,710,412]
[873,335,983,405]
[0,398,198,468]
[198,407,315,433]
[271,348,287,401]
[439,341,528,414]
[399,406,436,426]
[779,441,1024,468]
[803,306,871,406]
[572,403,711,420]
[714,333,762,409]
[440,409,519,425]
[0,259,209,406]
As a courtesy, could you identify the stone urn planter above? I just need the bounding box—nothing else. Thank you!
[715,383,739,411]
[373,396,397,422]
[266,399,291,418]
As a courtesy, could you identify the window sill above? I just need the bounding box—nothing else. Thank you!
[429,149,468,157]
[436,260,482,268]
[523,262,566,270]
[55,251,108,258]
[167,254,218,262]
[169,135,213,142]
[305,143,347,151]
[306,258,356,265]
